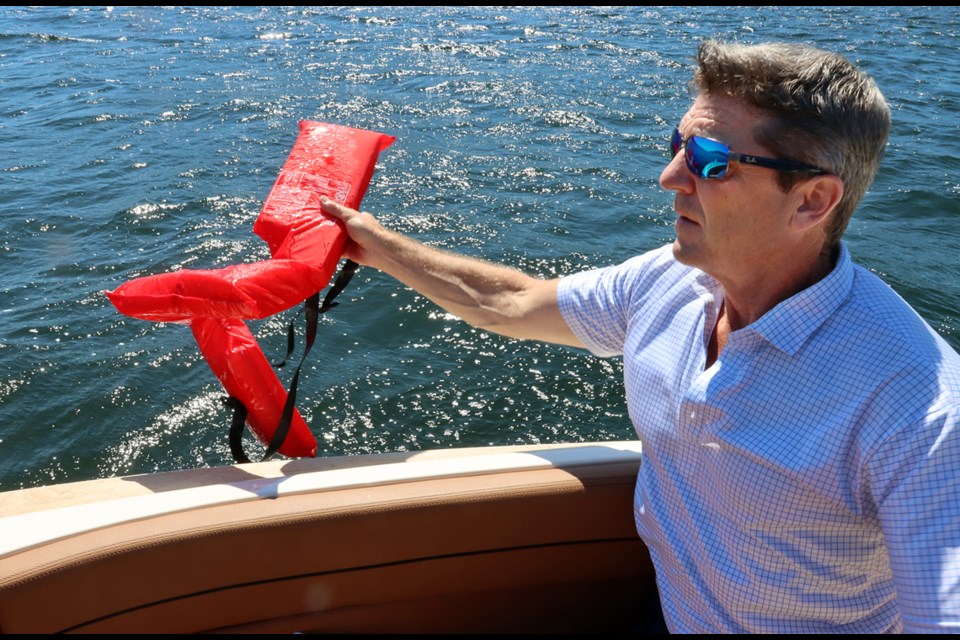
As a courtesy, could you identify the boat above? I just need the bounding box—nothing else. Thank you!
[0,440,664,634]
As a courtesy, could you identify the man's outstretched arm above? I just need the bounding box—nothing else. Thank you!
[320,197,583,348]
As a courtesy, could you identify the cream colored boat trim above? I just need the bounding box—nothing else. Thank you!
[0,440,642,559]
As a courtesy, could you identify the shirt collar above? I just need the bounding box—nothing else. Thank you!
[748,242,855,355]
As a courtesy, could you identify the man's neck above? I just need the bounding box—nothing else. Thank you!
[705,243,838,369]
[719,242,837,332]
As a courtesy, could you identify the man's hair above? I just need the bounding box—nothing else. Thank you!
[692,40,891,246]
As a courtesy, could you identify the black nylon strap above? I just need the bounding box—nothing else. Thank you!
[320,259,358,312]
[227,259,359,463]
[262,292,318,461]
[271,259,358,368]
[225,396,251,464]
[272,312,299,368]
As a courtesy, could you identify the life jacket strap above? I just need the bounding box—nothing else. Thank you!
[228,260,359,463]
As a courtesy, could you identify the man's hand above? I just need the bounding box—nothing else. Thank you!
[320,196,387,269]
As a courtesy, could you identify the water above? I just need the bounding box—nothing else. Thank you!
[1,6,957,490]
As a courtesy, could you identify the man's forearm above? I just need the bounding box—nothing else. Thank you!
[364,226,560,339]
[321,198,581,346]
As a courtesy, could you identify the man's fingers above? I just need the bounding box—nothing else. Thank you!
[319,196,351,220]
[319,196,361,221]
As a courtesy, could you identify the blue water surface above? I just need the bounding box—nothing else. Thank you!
[0,6,957,488]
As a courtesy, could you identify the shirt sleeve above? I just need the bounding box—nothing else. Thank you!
[557,245,674,358]
[867,387,960,632]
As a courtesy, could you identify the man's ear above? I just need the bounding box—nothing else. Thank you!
[792,174,844,232]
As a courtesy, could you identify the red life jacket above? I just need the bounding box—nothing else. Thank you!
[106,121,394,460]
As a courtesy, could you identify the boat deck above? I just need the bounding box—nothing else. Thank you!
[0,441,664,634]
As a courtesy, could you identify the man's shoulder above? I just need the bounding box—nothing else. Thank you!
[564,243,701,300]
[838,260,960,382]
[558,243,703,321]
[846,263,947,341]
[602,243,698,283]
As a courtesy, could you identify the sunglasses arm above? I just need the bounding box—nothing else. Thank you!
[731,152,826,175]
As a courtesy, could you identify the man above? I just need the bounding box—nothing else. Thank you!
[319,40,960,633]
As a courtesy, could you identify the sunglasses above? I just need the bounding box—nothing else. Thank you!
[671,128,827,179]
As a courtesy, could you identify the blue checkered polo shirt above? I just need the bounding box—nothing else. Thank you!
[558,242,960,633]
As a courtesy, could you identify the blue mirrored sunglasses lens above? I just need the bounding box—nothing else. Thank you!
[671,129,731,179]
[670,128,682,156]
[687,136,730,179]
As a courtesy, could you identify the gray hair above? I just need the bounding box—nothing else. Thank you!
[692,40,891,246]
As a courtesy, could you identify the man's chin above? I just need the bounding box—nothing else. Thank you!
[672,239,699,267]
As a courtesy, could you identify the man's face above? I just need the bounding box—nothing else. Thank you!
[660,94,804,285]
